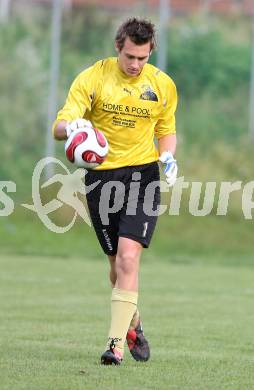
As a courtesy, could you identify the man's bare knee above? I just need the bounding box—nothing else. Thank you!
[116,251,139,276]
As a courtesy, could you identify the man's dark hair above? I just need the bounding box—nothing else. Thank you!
[115,17,156,51]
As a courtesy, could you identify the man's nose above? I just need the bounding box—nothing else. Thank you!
[131,58,139,68]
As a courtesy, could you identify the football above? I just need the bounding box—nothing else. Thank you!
[65,126,108,168]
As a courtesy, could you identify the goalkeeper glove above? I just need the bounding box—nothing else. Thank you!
[159,151,178,187]
[65,118,93,138]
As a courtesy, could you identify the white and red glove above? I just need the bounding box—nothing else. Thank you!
[65,118,93,138]
[159,151,178,187]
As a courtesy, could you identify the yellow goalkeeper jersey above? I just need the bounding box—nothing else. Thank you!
[54,57,177,170]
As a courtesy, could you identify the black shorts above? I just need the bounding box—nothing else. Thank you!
[84,162,161,256]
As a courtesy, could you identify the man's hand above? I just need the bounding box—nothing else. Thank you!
[159,151,178,187]
[65,118,93,138]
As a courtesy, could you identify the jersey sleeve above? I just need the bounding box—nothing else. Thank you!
[154,79,177,139]
[52,62,101,130]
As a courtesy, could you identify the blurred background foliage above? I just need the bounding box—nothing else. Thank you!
[0,1,253,257]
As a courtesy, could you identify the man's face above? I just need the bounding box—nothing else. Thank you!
[116,37,151,77]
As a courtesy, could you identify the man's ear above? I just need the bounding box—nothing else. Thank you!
[115,43,120,54]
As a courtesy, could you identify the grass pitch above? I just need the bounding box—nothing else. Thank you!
[0,254,254,390]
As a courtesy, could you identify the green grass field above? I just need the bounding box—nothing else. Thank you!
[1,254,254,390]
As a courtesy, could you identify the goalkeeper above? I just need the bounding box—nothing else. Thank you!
[53,17,178,365]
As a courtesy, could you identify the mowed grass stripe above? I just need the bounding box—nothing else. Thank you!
[0,255,254,390]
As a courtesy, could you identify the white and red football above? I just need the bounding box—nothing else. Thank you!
[65,127,108,168]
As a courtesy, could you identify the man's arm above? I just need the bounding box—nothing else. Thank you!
[156,79,178,186]
[52,66,97,141]
[158,133,177,156]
